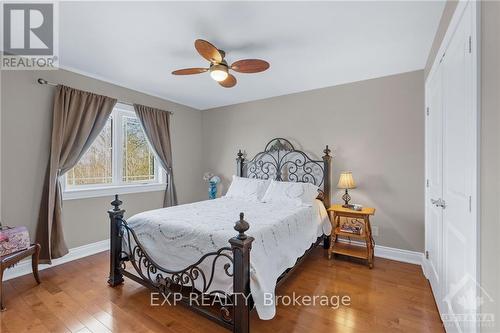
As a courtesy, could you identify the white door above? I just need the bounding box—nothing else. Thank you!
[425,65,444,314]
[425,2,478,332]
[440,3,477,332]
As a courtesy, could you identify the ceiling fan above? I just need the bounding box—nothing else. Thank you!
[171,39,270,88]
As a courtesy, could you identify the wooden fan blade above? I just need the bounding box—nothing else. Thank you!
[171,68,208,75]
[195,39,223,63]
[219,74,237,88]
[230,59,270,73]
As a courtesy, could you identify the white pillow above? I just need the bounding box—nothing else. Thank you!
[224,175,271,201]
[261,180,319,207]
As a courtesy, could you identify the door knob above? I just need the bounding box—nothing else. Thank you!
[430,198,446,209]
[438,198,446,209]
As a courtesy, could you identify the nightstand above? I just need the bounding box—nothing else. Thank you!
[327,205,376,268]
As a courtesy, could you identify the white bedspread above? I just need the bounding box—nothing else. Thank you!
[125,197,331,320]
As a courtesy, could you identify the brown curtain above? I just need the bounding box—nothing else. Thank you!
[36,85,116,263]
[134,104,177,207]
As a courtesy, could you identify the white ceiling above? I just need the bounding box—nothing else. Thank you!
[59,1,445,110]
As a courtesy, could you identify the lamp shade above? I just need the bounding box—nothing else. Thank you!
[337,171,356,189]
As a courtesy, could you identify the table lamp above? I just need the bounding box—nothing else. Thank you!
[337,171,356,208]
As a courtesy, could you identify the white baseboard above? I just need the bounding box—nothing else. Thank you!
[4,238,424,281]
[3,239,109,281]
[335,239,424,266]
[374,244,424,266]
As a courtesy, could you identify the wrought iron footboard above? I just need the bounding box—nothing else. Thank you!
[107,195,254,333]
[106,139,332,332]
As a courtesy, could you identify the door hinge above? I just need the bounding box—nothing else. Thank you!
[426,107,430,116]
[426,179,429,187]
[425,251,429,259]
[469,36,472,53]
[469,196,472,212]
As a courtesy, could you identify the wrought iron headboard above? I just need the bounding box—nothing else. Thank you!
[236,138,332,207]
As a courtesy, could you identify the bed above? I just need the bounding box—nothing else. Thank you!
[107,138,332,333]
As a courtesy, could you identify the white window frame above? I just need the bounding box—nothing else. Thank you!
[63,103,166,200]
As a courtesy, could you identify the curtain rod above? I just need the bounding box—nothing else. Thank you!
[37,78,173,115]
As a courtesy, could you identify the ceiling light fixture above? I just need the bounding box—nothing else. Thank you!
[171,39,270,88]
[210,64,228,82]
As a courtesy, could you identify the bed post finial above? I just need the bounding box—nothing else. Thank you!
[108,195,125,287]
[234,212,250,240]
[111,194,122,211]
[236,149,245,177]
[229,213,254,333]
[323,145,331,156]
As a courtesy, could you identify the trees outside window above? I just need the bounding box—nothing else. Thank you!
[65,104,161,191]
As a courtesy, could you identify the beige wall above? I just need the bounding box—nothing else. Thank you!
[480,1,500,330]
[1,69,205,248]
[1,69,426,253]
[424,0,458,79]
[202,70,425,252]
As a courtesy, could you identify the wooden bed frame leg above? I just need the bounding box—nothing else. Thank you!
[229,213,254,333]
[108,194,125,287]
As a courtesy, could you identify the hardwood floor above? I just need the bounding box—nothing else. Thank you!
[0,248,444,332]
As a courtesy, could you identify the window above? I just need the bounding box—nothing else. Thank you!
[64,103,165,200]
[122,116,155,183]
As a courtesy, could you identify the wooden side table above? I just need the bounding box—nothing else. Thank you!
[0,243,41,311]
[327,205,376,268]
